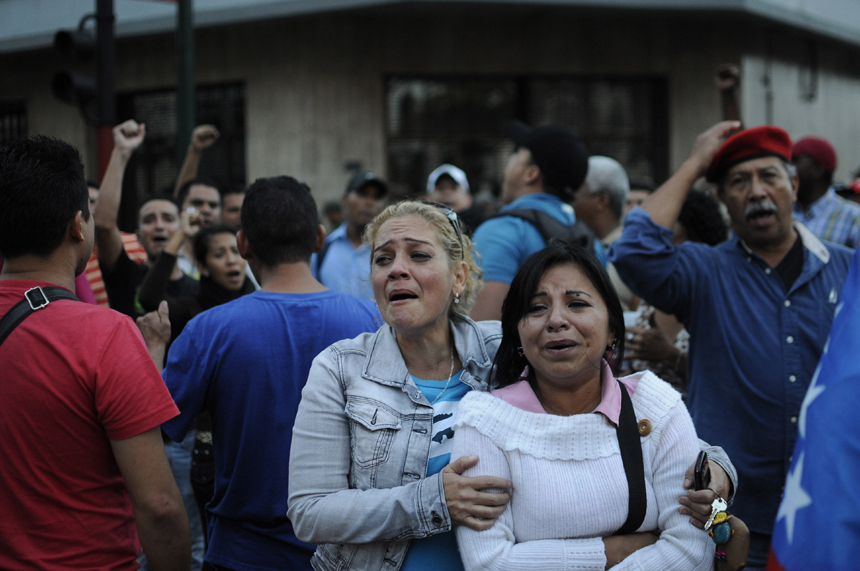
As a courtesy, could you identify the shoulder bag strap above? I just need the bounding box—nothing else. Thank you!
[0,286,81,347]
[615,379,647,535]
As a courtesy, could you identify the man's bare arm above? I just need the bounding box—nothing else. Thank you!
[714,64,742,124]
[94,120,146,272]
[173,125,219,198]
[470,281,510,322]
[641,121,740,230]
[111,427,190,571]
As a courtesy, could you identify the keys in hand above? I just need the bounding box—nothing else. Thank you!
[705,496,728,530]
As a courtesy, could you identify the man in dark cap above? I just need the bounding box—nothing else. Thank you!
[792,136,860,249]
[611,121,853,570]
[470,122,603,321]
[312,171,387,301]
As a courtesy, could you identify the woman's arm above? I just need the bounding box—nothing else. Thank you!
[611,399,714,570]
[454,423,610,571]
[287,350,455,545]
[137,251,178,312]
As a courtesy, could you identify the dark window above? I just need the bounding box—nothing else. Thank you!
[0,101,28,146]
[115,83,245,231]
[386,76,668,199]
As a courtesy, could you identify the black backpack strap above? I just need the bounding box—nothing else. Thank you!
[615,379,647,535]
[0,286,80,347]
[486,208,596,254]
[316,239,334,276]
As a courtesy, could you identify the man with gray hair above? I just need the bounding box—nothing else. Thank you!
[570,155,630,241]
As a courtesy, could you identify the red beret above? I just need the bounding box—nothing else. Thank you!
[706,126,792,183]
[792,137,837,173]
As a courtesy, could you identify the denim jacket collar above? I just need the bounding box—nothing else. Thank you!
[362,315,495,391]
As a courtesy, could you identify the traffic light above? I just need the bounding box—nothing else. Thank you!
[52,15,98,120]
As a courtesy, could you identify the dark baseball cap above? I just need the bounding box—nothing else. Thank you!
[345,171,388,196]
[507,121,589,200]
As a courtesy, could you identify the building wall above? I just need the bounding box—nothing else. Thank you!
[742,31,860,182]
[2,8,860,205]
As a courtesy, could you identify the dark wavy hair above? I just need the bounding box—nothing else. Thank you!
[491,243,625,390]
[241,175,318,266]
[0,136,89,258]
[678,189,728,246]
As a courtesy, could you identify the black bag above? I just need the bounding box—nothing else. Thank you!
[483,208,597,254]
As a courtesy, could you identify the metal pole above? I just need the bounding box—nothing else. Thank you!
[176,0,195,165]
[96,0,115,179]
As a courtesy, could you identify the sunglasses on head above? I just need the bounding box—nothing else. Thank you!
[421,201,464,260]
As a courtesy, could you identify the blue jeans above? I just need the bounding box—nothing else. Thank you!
[138,430,206,571]
[744,531,771,571]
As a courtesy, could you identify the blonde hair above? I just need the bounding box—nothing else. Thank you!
[363,201,483,318]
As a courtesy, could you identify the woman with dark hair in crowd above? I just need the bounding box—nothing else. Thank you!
[288,201,742,571]
[138,215,255,343]
[624,190,729,393]
[452,243,748,570]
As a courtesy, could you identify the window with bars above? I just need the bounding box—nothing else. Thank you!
[0,101,28,146]
[386,76,667,199]
[115,83,246,231]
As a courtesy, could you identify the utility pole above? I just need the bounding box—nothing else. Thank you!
[176,0,195,166]
[95,0,116,179]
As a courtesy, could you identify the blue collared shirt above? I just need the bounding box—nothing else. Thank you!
[312,224,374,302]
[793,188,860,249]
[609,207,852,534]
[472,193,607,284]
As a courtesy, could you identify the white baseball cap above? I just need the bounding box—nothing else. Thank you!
[426,164,470,194]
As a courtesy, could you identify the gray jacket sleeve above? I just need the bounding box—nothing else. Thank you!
[699,439,738,503]
[287,348,450,545]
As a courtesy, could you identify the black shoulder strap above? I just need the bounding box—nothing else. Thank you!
[487,208,596,254]
[0,286,81,347]
[316,239,334,274]
[615,379,647,535]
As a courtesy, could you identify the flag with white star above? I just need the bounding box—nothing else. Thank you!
[768,247,860,570]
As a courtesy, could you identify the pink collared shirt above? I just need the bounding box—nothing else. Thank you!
[491,361,640,426]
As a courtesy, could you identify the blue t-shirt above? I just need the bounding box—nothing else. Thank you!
[400,372,470,571]
[162,289,381,571]
[472,193,607,285]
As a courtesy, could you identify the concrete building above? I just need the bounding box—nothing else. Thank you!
[2,0,860,225]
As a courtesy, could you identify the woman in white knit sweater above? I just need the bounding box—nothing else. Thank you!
[452,244,727,571]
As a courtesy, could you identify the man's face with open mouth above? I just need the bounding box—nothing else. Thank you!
[720,156,798,250]
[137,199,180,260]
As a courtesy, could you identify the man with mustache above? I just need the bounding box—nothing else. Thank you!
[610,122,853,571]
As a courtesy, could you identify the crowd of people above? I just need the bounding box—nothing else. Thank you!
[2,64,860,571]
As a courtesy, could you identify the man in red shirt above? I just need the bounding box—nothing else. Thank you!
[0,135,190,570]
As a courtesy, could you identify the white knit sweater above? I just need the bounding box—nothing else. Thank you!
[452,371,714,571]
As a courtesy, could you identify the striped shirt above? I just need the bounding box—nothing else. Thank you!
[793,187,860,249]
[85,233,148,307]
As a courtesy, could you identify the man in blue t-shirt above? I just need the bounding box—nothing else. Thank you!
[162,176,381,571]
[470,121,604,321]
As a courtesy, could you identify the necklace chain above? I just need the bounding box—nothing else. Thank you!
[430,341,456,405]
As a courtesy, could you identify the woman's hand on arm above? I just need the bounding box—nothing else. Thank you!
[680,457,733,529]
[442,455,511,531]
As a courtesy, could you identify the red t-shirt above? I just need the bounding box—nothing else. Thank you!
[0,280,179,570]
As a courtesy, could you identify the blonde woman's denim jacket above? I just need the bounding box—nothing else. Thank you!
[287,316,502,571]
[287,316,737,571]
